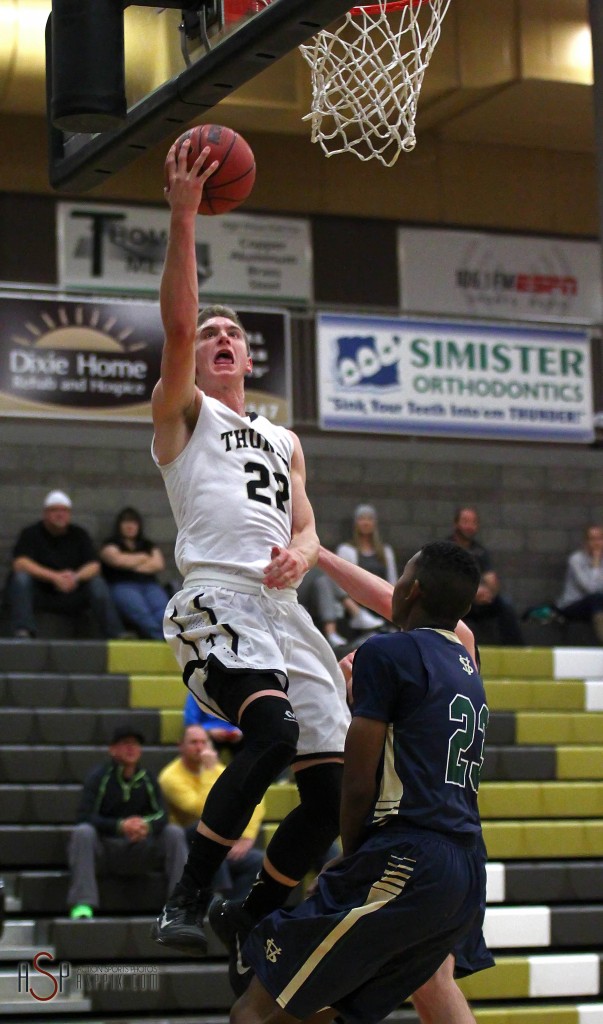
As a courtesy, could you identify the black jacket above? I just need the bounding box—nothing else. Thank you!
[76,759,167,837]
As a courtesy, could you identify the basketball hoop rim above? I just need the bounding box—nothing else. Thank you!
[350,0,423,14]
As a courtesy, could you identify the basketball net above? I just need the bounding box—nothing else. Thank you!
[299,0,452,166]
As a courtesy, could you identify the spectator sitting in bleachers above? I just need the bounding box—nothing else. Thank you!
[100,506,168,640]
[448,506,524,647]
[334,504,397,636]
[67,724,188,919]
[8,490,123,640]
[556,524,603,643]
[159,726,264,901]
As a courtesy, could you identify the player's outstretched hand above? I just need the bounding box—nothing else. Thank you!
[263,545,308,590]
[164,139,219,211]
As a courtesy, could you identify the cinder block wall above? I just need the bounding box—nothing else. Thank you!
[2,419,602,617]
[304,433,603,612]
[0,420,178,593]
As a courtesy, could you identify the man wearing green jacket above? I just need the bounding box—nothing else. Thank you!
[67,724,188,919]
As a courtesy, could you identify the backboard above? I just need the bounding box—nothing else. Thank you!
[47,0,355,194]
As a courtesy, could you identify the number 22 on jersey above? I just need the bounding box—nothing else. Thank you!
[245,461,290,512]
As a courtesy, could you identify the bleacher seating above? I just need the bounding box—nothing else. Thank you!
[1,637,603,1023]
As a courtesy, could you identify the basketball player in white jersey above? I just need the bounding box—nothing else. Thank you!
[151,140,349,958]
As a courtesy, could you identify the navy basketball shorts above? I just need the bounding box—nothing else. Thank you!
[243,825,484,1024]
[453,833,495,978]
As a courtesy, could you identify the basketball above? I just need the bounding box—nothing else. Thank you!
[166,124,256,215]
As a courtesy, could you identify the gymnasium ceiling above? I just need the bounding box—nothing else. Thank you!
[0,0,597,210]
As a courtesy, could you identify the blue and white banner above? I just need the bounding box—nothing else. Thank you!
[316,313,594,443]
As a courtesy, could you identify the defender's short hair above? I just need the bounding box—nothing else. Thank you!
[197,304,250,353]
[415,541,480,621]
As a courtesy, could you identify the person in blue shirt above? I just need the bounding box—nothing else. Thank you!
[183,692,243,752]
[228,541,489,1024]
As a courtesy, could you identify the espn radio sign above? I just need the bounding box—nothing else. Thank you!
[398,228,603,324]
[456,270,578,297]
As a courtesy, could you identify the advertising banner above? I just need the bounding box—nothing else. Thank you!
[398,227,603,324]
[57,202,312,304]
[317,313,594,443]
[0,294,291,424]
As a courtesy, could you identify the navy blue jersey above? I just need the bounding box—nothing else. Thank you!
[351,628,488,836]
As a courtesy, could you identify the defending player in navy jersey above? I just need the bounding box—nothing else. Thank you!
[319,542,493,1023]
[150,140,349,956]
[230,542,489,1024]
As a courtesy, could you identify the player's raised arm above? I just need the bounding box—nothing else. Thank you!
[318,544,393,620]
[152,141,218,460]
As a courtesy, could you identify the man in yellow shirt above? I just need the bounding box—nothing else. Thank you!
[159,725,264,901]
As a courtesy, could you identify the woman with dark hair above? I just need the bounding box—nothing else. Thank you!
[100,508,168,639]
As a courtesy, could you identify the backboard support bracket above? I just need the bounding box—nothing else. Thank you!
[47,0,353,194]
[179,2,223,65]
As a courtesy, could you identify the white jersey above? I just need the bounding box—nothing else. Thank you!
[153,393,294,582]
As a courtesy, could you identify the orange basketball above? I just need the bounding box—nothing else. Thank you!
[166,124,256,215]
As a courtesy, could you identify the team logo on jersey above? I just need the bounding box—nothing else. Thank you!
[459,655,474,675]
[264,938,282,963]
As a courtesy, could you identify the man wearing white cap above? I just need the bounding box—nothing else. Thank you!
[8,490,123,639]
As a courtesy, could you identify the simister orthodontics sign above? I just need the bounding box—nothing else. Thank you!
[316,313,594,443]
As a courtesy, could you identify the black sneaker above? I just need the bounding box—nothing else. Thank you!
[208,895,256,996]
[208,895,254,950]
[150,881,210,956]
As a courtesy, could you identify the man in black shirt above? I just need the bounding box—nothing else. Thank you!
[67,725,188,919]
[449,507,524,646]
[8,489,122,638]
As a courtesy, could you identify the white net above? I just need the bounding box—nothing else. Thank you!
[299,0,452,166]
